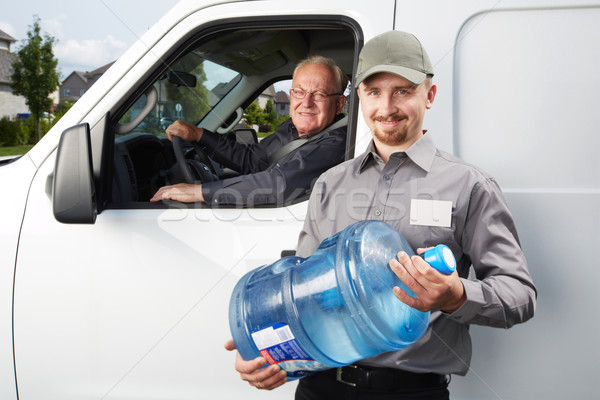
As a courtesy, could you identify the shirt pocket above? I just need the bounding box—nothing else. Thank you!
[406,224,457,250]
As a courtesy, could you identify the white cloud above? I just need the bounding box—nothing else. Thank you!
[55,35,127,72]
[44,14,67,41]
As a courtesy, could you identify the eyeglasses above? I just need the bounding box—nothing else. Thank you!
[289,88,342,102]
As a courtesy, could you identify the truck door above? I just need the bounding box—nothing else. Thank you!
[11,2,397,399]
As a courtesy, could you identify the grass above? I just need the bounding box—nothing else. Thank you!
[0,145,34,157]
[257,131,272,139]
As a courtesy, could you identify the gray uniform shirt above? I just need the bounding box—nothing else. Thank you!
[296,133,537,375]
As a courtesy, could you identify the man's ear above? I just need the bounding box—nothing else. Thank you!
[337,94,346,114]
[426,84,437,109]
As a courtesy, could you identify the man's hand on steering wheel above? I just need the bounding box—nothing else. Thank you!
[168,121,218,184]
[166,120,203,142]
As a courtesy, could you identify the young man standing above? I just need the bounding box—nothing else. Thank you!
[226,31,536,399]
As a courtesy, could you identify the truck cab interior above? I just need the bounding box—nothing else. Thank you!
[105,22,360,208]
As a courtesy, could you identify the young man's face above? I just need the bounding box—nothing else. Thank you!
[289,63,345,136]
[358,72,436,150]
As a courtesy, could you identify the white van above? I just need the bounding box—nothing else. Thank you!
[1,0,598,398]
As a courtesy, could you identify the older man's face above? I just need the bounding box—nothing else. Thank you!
[289,63,345,136]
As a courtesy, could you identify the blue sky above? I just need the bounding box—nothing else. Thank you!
[1,0,179,79]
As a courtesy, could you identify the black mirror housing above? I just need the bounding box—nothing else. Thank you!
[52,123,97,224]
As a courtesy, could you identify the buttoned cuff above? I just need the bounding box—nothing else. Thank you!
[444,278,485,323]
[200,180,224,205]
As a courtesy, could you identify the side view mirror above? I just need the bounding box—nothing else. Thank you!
[52,123,97,224]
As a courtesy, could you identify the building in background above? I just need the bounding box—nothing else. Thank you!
[273,90,290,116]
[0,29,28,119]
[59,61,115,102]
[257,86,290,117]
[0,29,60,120]
[256,85,276,109]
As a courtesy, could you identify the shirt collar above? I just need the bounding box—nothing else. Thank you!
[358,131,436,173]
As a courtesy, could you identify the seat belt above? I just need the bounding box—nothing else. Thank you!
[268,116,347,166]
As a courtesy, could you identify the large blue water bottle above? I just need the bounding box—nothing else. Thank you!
[228,220,455,379]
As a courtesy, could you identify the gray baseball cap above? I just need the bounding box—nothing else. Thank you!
[355,31,434,86]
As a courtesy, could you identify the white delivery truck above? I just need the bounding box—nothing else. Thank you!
[1,0,598,398]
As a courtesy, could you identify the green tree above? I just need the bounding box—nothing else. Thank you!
[244,101,267,126]
[0,117,17,146]
[53,99,74,119]
[11,16,60,142]
[265,99,276,124]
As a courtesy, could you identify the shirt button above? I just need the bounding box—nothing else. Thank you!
[375,210,382,216]
[383,175,390,181]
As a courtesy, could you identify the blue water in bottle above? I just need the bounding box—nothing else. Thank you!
[228,220,455,379]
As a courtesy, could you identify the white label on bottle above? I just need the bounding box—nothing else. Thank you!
[251,324,295,350]
[251,323,330,378]
[410,199,452,227]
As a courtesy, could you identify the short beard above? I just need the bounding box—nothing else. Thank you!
[371,117,408,146]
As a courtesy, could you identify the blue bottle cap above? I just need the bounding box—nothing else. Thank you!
[421,245,456,275]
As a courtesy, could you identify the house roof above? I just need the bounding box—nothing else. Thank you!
[261,85,276,98]
[274,90,290,104]
[61,61,116,85]
[0,29,16,44]
[86,61,115,78]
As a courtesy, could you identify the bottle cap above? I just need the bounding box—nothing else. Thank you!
[421,245,456,275]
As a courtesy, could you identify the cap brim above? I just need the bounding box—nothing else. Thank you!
[355,65,427,86]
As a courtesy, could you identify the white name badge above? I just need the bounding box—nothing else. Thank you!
[410,199,452,228]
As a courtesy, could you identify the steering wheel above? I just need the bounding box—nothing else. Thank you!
[172,136,217,183]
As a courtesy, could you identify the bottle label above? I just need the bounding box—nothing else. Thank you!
[251,323,329,378]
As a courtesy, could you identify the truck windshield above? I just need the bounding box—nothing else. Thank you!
[118,55,241,137]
